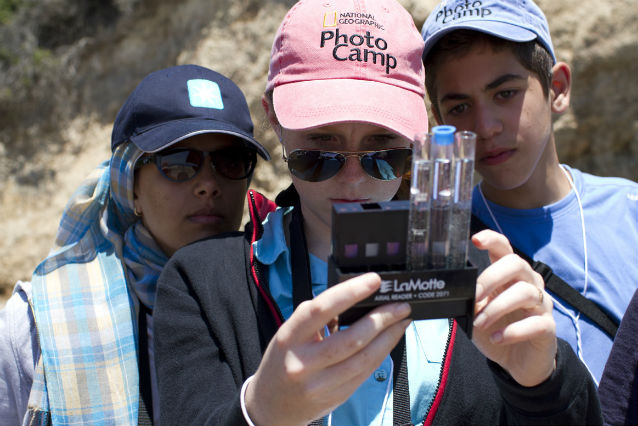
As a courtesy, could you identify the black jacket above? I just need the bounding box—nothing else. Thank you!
[154,190,602,426]
[598,288,638,426]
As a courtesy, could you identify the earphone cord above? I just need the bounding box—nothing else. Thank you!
[478,166,597,385]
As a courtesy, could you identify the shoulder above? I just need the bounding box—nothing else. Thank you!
[599,289,638,387]
[0,281,38,393]
[597,289,638,424]
[159,231,255,299]
[169,231,249,267]
[1,281,35,346]
[623,288,638,323]
[568,167,638,215]
[571,167,638,194]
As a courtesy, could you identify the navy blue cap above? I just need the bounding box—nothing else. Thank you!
[111,64,270,160]
[421,0,556,64]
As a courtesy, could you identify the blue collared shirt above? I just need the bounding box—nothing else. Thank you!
[254,207,450,426]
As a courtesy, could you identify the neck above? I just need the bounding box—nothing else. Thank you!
[299,206,331,262]
[481,166,571,209]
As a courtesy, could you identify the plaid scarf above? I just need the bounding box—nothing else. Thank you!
[25,142,166,426]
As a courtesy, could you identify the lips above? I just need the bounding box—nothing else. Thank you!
[479,148,515,166]
[188,208,224,224]
[330,198,370,204]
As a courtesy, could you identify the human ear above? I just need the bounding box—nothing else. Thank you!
[133,174,143,217]
[133,194,143,217]
[550,62,571,113]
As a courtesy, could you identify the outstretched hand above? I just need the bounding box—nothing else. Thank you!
[245,272,412,426]
[471,230,557,387]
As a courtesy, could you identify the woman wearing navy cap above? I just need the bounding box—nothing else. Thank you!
[0,64,270,426]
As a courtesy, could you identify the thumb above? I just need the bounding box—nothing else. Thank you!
[471,229,514,264]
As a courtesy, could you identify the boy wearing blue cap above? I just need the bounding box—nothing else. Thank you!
[421,0,638,386]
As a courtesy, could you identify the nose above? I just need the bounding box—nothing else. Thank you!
[336,154,366,184]
[473,103,503,141]
[193,155,222,198]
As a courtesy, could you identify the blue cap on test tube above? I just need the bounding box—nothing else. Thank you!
[432,125,456,145]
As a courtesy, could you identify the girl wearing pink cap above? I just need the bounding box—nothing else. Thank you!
[154,1,601,425]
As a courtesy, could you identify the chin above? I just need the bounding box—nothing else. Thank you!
[196,229,224,241]
[179,232,217,249]
[478,170,524,191]
[483,181,522,192]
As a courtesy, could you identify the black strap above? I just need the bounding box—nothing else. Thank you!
[289,205,411,425]
[290,206,314,311]
[390,336,412,426]
[289,206,323,426]
[471,215,618,338]
[532,261,618,338]
[138,303,154,425]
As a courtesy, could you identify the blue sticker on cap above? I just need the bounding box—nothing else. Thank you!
[187,79,224,109]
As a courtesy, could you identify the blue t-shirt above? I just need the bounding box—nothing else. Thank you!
[472,165,638,383]
[254,207,450,426]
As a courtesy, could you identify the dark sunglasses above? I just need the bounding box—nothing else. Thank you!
[137,146,257,182]
[283,148,412,182]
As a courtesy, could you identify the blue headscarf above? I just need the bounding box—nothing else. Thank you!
[26,141,167,426]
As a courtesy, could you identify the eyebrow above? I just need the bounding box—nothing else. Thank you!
[304,130,398,141]
[486,73,526,90]
[440,73,526,104]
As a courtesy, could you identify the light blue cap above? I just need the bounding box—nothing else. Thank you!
[421,0,556,64]
[432,125,456,145]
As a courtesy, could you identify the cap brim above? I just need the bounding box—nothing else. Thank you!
[423,21,542,61]
[273,79,428,141]
[129,118,270,160]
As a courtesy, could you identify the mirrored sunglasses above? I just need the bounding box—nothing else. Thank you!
[283,148,412,182]
[137,147,257,182]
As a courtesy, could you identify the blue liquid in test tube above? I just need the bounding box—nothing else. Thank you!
[428,125,455,269]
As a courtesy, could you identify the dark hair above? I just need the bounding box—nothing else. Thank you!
[424,30,553,119]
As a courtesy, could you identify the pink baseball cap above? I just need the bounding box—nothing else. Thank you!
[265,0,428,140]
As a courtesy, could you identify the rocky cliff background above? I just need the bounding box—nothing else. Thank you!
[1,0,637,304]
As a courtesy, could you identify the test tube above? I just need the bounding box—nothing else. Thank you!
[406,132,432,270]
[428,125,455,269]
[448,131,476,268]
